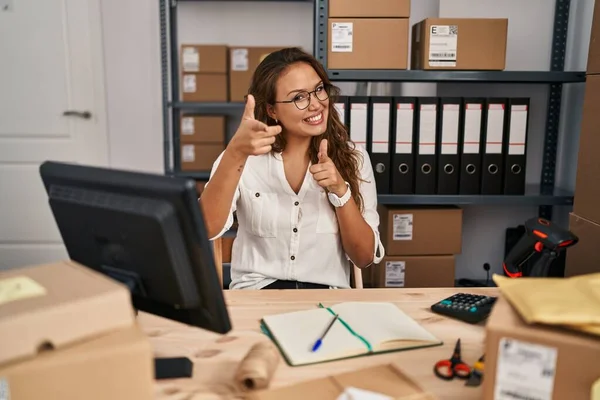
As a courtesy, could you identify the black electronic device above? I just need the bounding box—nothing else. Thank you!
[503,217,578,278]
[431,293,497,324]
[39,161,232,380]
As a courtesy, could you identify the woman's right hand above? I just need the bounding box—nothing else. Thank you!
[227,94,282,158]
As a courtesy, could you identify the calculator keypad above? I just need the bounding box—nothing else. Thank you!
[431,293,497,324]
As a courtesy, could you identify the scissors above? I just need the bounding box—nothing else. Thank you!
[434,339,472,381]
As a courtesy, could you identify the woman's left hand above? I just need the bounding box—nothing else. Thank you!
[309,139,347,197]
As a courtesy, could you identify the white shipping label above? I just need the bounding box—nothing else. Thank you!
[393,214,413,241]
[332,22,353,52]
[372,103,390,153]
[183,75,196,93]
[181,117,195,135]
[463,104,482,154]
[0,377,9,400]
[232,49,249,71]
[350,103,367,145]
[395,103,414,154]
[486,104,505,154]
[419,104,437,155]
[334,103,345,124]
[441,104,459,154]
[494,338,557,400]
[182,145,195,162]
[429,25,458,67]
[182,47,200,72]
[385,261,405,287]
[508,105,528,155]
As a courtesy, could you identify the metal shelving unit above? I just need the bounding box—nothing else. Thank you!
[161,0,583,212]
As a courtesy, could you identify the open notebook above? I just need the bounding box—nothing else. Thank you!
[260,302,443,366]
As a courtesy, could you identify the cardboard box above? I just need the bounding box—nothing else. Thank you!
[0,260,136,366]
[328,0,410,18]
[181,115,225,144]
[573,75,600,224]
[181,143,224,171]
[180,44,228,74]
[328,18,409,69]
[229,46,285,102]
[182,73,228,102]
[411,18,508,70]
[565,213,600,277]
[483,296,600,400]
[378,206,463,256]
[0,325,154,400]
[373,255,455,288]
[587,0,600,74]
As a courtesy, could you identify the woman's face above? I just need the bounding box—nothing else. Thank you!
[270,62,329,139]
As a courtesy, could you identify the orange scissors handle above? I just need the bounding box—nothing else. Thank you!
[433,339,472,381]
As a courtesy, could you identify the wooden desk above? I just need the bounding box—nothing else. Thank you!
[140,287,498,400]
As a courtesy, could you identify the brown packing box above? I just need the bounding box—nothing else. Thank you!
[229,46,286,102]
[0,324,154,400]
[587,0,600,74]
[573,75,600,223]
[483,296,600,400]
[378,205,463,256]
[411,18,508,70]
[182,73,228,102]
[181,143,224,171]
[565,213,600,277]
[247,363,436,400]
[328,0,410,18]
[0,260,136,366]
[373,255,455,288]
[328,18,409,70]
[180,44,228,74]
[180,115,225,144]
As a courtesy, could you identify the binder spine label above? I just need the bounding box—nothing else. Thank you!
[429,25,458,67]
[350,103,368,146]
[441,104,460,154]
[334,103,345,123]
[464,103,482,154]
[331,22,353,52]
[508,105,528,155]
[486,104,505,154]
[393,214,413,241]
[419,104,437,155]
[396,103,414,154]
[372,103,390,153]
[385,261,406,288]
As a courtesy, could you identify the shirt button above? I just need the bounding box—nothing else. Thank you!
[291,255,295,260]
[255,192,260,197]
[293,228,298,233]
[294,201,299,206]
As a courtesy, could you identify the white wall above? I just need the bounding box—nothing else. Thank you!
[99,0,594,280]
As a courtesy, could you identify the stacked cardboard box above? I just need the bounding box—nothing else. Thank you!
[565,2,600,277]
[327,0,410,70]
[369,206,462,288]
[180,44,228,102]
[228,46,286,101]
[180,115,226,172]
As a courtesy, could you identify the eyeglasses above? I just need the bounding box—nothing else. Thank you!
[275,84,330,110]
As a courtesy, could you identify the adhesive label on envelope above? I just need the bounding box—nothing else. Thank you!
[385,261,405,287]
[494,337,557,400]
[331,22,353,52]
[429,25,457,67]
[0,378,9,400]
[0,276,47,306]
[393,214,413,241]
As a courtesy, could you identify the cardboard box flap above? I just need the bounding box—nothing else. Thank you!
[0,260,136,367]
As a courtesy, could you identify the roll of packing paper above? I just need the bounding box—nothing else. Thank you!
[234,340,280,392]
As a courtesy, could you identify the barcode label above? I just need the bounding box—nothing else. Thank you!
[385,261,406,288]
[430,52,456,58]
[393,214,413,241]
[331,22,353,52]
[429,25,458,67]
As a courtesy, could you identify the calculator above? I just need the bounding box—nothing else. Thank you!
[431,293,497,324]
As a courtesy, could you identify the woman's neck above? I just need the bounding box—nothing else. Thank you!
[282,133,312,161]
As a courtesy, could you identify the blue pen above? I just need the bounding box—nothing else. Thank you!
[311,313,339,352]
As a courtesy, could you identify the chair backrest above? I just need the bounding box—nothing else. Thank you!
[351,263,364,289]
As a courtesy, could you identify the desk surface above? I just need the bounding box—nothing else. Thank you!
[140,287,499,400]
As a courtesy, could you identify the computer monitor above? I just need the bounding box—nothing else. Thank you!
[39,161,232,379]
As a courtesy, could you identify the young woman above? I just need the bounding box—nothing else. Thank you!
[200,47,385,289]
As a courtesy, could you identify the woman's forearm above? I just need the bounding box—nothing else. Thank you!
[199,148,247,238]
[335,197,376,268]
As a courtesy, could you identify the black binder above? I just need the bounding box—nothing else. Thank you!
[459,98,485,194]
[369,97,392,194]
[503,98,530,195]
[391,97,417,194]
[415,97,439,194]
[437,97,462,194]
[481,98,508,195]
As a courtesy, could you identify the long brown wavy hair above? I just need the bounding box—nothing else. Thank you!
[247,47,365,212]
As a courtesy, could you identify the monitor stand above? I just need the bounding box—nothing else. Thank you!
[101,265,195,380]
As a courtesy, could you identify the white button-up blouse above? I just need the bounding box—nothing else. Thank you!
[205,144,385,289]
